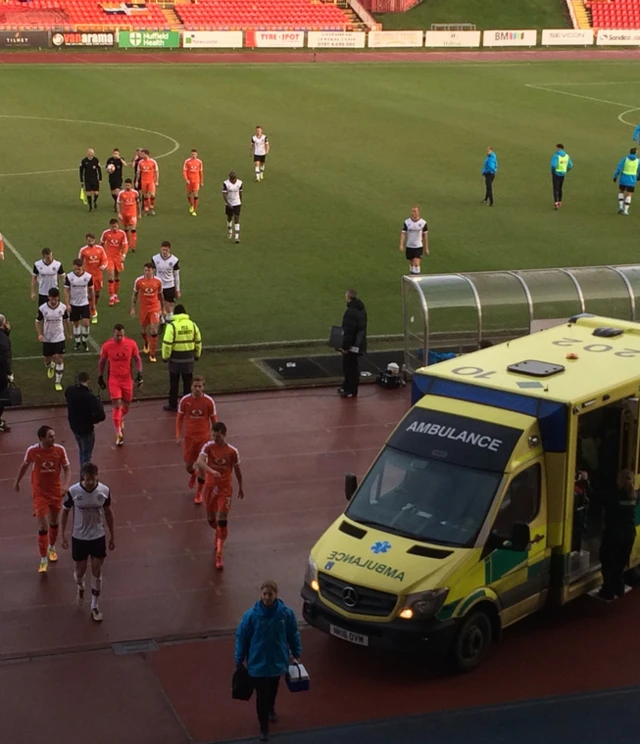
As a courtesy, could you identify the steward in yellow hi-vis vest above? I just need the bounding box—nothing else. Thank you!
[550,143,573,210]
[613,147,640,216]
[161,304,202,412]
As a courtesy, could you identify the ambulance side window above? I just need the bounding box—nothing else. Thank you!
[493,464,541,534]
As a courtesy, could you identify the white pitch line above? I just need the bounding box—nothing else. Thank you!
[3,233,101,353]
[528,80,640,86]
[524,83,636,108]
[0,115,180,178]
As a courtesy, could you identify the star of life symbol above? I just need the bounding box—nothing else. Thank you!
[371,540,391,555]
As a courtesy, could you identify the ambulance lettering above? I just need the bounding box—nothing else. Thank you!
[405,421,503,452]
[326,550,405,582]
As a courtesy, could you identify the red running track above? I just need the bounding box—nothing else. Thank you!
[1,388,640,744]
[0,386,407,658]
[1,49,640,64]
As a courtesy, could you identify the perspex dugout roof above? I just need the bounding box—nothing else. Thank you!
[402,265,640,373]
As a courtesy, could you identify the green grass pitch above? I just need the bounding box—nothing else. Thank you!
[1,60,639,403]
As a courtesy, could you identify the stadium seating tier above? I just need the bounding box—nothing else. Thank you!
[0,0,352,31]
[587,0,640,28]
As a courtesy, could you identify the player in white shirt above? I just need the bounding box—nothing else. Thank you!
[151,241,181,322]
[399,205,429,275]
[31,247,65,307]
[35,287,72,391]
[61,462,115,623]
[222,171,243,244]
[250,126,270,182]
[64,258,95,352]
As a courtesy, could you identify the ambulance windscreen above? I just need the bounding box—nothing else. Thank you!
[345,410,523,546]
[345,447,501,548]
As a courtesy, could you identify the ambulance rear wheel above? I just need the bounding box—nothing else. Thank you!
[449,610,492,672]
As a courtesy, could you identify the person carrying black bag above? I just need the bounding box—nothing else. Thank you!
[338,289,367,399]
[65,371,106,468]
[0,314,13,432]
[235,580,302,742]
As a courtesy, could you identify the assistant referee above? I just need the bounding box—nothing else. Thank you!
[80,148,102,213]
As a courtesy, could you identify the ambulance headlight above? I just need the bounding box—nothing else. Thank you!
[305,555,319,592]
[399,588,449,620]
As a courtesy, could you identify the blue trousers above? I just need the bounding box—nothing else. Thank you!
[74,431,95,469]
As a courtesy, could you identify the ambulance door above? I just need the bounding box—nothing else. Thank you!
[485,461,550,627]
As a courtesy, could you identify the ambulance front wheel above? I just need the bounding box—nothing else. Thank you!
[449,610,492,673]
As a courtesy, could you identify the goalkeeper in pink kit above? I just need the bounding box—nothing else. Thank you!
[98,323,143,446]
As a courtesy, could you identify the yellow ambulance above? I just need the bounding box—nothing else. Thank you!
[302,315,640,670]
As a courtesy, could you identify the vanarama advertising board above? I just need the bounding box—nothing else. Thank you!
[597,29,640,45]
[541,29,594,45]
[424,30,481,48]
[368,30,424,47]
[307,31,366,48]
[182,31,243,48]
[52,31,115,47]
[118,31,180,48]
[483,29,537,46]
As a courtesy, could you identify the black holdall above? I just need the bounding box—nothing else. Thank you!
[1,382,22,407]
[232,664,254,701]
[328,325,344,350]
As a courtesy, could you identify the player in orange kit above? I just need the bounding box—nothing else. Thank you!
[183,149,204,216]
[100,218,129,307]
[131,262,163,362]
[138,149,159,216]
[116,178,140,253]
[78,233,108,324]
[176,376,217,504]
[98,324,143,446]
[14,425,71,574]
[197,422,244,569]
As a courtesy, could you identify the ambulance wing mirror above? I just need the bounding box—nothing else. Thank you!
[509,523,531,552]
[345,473,358,501]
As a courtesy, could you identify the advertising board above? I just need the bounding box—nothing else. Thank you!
[596,29,640,45]
[483,29,537,47]
[118,31,180,48]
[368,30,424,48]
[52,31,115,47]
[424,30,481,48]
[0,30,50,47]
[541,29,594,45]
[307,31,366,48]
[182,31,243,48]
[250,30,305,48]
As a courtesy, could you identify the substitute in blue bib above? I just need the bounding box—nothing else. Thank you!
[613,147,640,216]
[481,146,498,207]
[550,143,573,210]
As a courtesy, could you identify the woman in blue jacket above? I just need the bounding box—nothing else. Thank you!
[235,580,302,742]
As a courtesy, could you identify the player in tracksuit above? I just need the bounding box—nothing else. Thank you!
[550,144,573,210]
[613,147,640,215]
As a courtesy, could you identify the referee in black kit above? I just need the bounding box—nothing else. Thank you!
[105,148,127,212]
[80,148,102,212]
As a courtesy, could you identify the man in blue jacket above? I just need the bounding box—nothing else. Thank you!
[551,143,573,210]
[613,147,640,215]
[481,146,498,206]
[632,124,640,146]
[235,580,302,742]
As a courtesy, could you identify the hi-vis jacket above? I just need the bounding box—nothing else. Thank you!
[161,312,202,363]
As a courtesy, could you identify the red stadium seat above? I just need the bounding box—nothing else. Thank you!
[175,0,350,30]
[589,0,640,27]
